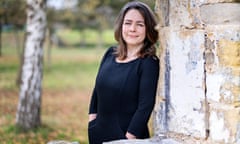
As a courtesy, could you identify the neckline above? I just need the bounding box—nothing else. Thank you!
[114,56,140,64]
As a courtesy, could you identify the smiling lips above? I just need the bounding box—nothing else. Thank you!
[128,34,138,38]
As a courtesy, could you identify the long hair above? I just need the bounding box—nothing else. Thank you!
[114,1,159,60]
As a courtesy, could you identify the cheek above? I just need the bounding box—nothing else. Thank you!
[140,30,146,39]
[141,31,146,36]
[121,27,127,38]
[142,28,146,36]
[122,26,127,34]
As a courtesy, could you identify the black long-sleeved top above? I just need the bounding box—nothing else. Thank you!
[88,47,159,144]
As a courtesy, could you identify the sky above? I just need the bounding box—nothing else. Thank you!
[47,0,78,9]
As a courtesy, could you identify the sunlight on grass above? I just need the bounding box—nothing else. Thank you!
[0,55,19,90]
[43,48,104,91]
[56,28,116,47]
[0,46,106,91]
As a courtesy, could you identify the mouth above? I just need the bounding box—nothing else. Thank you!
[128,35,138,38]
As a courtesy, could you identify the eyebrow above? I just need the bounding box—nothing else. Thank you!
[124,19,145,23]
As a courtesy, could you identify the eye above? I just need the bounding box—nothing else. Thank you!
[137,23,145,27]
[123,22,131,25]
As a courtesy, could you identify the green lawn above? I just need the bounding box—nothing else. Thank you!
[42,48,104,91]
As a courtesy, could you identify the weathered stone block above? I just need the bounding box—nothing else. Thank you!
[200,3,240,25]
[204,26,240,104]
[159,29,207,138]
[155,0,169,27]
[169,30,206,137]
[169,0,198,28]
[209,104,240,143]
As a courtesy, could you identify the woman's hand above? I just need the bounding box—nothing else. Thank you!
[89,114,97,122]
[125,132,136,139]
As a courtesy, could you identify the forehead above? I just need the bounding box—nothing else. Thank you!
[124,9,144,22]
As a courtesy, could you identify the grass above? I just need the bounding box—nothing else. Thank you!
[42,48,104,91]
[0,29,109,144]
[56,29,115,48]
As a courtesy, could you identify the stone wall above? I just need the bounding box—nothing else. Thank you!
[106,0,240,144]
[154,0,240,143]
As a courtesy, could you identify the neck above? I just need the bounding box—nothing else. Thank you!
[127,44,143,58]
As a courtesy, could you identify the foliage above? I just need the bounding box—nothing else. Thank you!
[46,0,155,31]
[0,0,26,28]
[0,0,155,31]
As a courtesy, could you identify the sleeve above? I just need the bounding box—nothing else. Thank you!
[88,47,114,114]
[89,87,98,114]
[127,57,159,138]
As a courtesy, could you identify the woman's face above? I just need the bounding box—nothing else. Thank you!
[122,9,146,49]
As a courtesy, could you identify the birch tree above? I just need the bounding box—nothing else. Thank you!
[16,0,47,130]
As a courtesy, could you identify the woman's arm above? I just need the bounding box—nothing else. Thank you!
[89,87,98,114]
[88,47,113,121]
[127,57,159,138]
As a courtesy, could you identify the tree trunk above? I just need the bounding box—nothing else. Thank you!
[46,28,52,70]
[16,0,47,131]
[0,22,2,57]
[13,26,22,59]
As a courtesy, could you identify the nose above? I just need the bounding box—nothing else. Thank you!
[129,24,136,32]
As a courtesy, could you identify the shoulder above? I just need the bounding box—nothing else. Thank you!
[141,55,159,66]
[101,46,116,60]
[139,55,159,76]
[139,55,159,72]
[103,46,116,57]
[99,46,117,66]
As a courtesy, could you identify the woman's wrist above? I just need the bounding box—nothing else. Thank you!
[125,132,136,139]
[89,113,97,122]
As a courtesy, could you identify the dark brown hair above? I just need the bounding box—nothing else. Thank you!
[114,1,159,60]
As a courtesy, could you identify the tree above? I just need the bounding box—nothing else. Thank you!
[16,0,47,131]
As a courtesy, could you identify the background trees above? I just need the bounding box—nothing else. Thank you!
[0,0,26,57]
[45,0,155,47]
[0,0,155,52]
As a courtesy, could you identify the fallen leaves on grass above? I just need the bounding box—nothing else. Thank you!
[0,89,91,144]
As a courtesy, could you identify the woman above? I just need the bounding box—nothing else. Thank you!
[88,1,159,143]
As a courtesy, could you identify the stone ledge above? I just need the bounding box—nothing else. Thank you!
[103,132,223,144]
[103,137,180,144]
